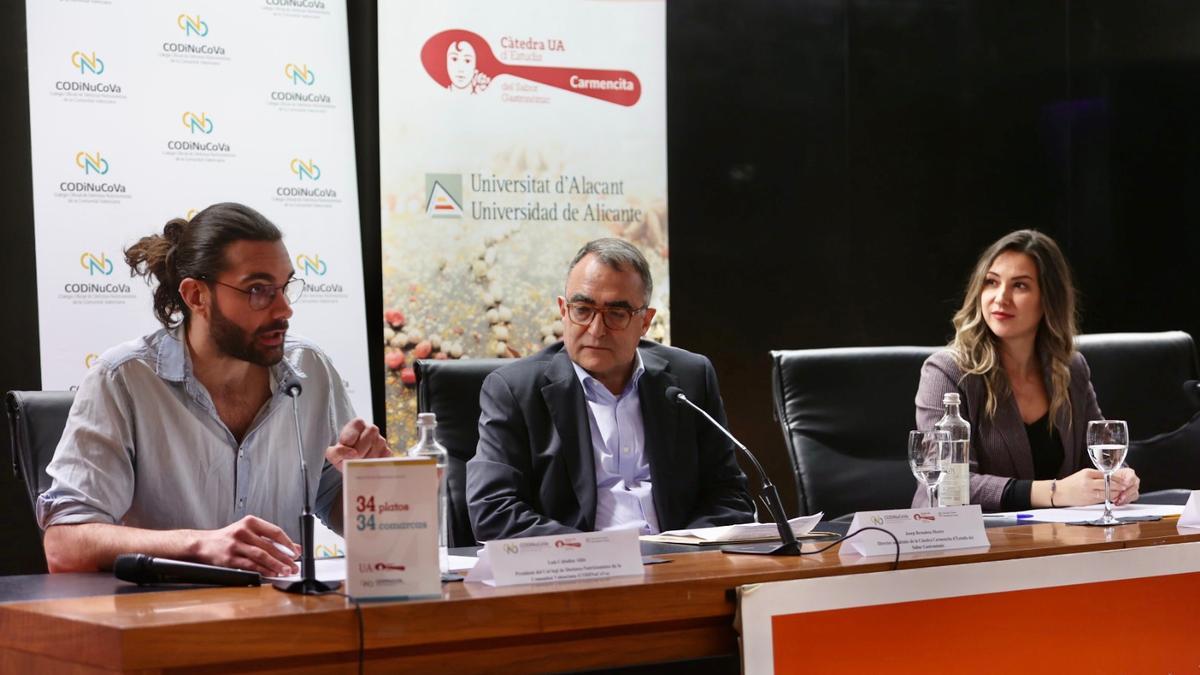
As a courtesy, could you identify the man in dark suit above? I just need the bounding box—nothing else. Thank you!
[466,238,754,541]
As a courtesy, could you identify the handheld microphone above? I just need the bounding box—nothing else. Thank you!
[273,376,340,594]
[114,553,261,587]
[1184,380,1200,408]
[664,386,801,556]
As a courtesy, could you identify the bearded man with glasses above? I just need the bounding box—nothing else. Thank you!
[467,238,754,541]
[38,202,390,575]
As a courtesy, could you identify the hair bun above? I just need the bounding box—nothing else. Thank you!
[162,219,186,245]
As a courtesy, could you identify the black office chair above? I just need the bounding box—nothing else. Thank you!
[1076,331,1200,439]
[5,390,75,510]
[770,346,936,518]
[414,358,508,547]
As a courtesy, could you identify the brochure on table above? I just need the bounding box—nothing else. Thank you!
[343,457,440,600]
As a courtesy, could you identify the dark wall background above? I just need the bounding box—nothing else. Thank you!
[3,1,1199,574]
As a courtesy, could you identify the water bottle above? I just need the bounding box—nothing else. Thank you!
[407,412,448,573]
[935,392,971,507]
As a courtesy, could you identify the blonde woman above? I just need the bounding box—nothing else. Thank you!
[913,230,1140,511]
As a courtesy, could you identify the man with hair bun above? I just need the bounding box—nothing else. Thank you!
[37,202,390,575]
[466,238,754,541]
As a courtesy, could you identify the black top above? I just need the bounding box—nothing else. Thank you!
[1000,412,1066,511]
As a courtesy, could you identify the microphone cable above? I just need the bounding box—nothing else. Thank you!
[796,526,902,571]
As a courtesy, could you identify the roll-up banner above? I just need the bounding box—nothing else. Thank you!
[379,0,669,445]
[25,1,372,429]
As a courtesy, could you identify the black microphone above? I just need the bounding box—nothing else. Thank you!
[114,553,261,587]
[1184,380,1200,408]
[273,377,340,594]
[664,386,801,556]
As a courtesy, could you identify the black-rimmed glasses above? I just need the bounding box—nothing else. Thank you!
[206,277,305,310]
[565,302,647,331]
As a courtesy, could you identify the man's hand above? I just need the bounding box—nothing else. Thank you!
[325,418,391,472]
[191,516,299,576]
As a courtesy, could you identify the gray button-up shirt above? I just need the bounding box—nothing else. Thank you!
[36,327,353,542]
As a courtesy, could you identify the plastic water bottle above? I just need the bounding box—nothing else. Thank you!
[935,392,971,507]
[407,412,448,573]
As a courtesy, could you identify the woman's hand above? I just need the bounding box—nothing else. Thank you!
[1055,468,1108,506]
[1109,467,1140,506]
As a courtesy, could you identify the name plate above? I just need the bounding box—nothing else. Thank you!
[1179,491,1200,529]
[466,528,644,587]
[839,505,989,558]
[343,457,440,600]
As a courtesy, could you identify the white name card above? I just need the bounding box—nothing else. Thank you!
[839,505,989,558]
[1178,491,1200,529]
[466,528,644,587]
[343,457,440,600]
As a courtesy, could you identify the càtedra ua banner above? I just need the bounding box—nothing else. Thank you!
[379,0,669,446]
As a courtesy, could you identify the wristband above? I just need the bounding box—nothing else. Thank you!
[1050,478,1058,508]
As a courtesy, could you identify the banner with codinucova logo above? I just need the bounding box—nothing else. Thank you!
[379,0,669,446]
[25,0,373,438]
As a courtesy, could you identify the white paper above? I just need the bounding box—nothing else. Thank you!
[267,557,347,583]
[840,505,989,557]
[266,554,476,584]
[1004,503,1185,524]
[654,513,823,543]
[466,529,643,587]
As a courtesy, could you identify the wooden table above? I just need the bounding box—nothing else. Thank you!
[1,519,1195,674]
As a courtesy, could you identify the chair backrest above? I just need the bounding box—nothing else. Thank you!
[5,390,75,511]
[414,358,508,547]
[1077,331,1200,493]
[1075,331,1200,438]
[770,346,936,518]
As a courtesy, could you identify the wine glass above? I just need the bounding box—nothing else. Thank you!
[1086,420,1129,526]
[909,430,950,508]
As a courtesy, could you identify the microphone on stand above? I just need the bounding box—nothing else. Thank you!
[664,386,801,556]
[273,378,341,594]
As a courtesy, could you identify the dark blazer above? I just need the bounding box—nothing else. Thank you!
[466,340,755,541]
[912,349,1103,511]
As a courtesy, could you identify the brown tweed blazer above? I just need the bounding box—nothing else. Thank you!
[912,349,1103,511]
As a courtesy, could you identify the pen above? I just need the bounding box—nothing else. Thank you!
[984,513,1034,519]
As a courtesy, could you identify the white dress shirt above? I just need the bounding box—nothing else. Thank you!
[572,350,660,534]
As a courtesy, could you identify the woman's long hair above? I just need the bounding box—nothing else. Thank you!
[123,203,281,328]
[949,230,1079,430]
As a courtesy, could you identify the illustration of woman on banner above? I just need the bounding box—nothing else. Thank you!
[421,29,492,94]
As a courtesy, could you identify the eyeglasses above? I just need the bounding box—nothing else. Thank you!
[565,302,647,331]
[206,277,305,310]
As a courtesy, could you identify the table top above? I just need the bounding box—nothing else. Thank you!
[1,518,1195,673]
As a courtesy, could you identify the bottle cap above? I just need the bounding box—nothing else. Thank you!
[416,412,437,426]
[942,392,961,405]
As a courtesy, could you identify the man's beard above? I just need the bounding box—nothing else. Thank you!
[209,297,288,367]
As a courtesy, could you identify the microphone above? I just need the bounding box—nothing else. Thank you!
[664,386,801,556]
[114,553,261,587]
[283,378,302,398]
[273,376,340,594]
[1185,380,1200,408]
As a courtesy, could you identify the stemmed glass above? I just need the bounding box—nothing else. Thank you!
[909,430,951,508]
[1086,420,1129,526]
